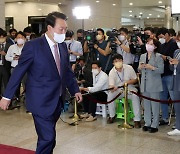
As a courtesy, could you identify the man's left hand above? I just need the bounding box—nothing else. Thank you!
[75,92,83,103]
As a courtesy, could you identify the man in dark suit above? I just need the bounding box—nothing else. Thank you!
[0,12,82,153]
[0,29,11,95]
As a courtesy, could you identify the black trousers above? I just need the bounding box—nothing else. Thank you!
[32,97,62,154]
[0,66,9,95]
[83,92,107,117]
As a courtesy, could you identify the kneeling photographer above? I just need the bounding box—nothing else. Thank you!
[84,28,113,74]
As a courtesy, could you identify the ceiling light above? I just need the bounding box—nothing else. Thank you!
[96,1,100,3]
[139,12,143,15]
[112,3,116,6]
[149,14,152,16]
[72,6,91,19]
[158,1,162,4]
[38,8,42,11]
[58,2,62,5]
[139,16,141,18]
[157,15,160,18]
[17,1,22,4]
[129,2,133,5]
[129,15,133,17]
[147,17,150,19]
[129,10,132,13]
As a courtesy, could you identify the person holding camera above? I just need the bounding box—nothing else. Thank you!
[115,28,134,65]
[157,28,179,126]
[139,38,164,133]
[65,30,83,66]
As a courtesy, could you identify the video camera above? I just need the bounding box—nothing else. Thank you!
[106,29,120,52]
[130,30,150,43]
[84,30,97,49]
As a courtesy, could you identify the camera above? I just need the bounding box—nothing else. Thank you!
[106,29,120,52]
[84,30,97,49]
[130,31,150,43]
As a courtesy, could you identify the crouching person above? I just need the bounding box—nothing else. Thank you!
[80,61,109,122]
[107,54,141,128]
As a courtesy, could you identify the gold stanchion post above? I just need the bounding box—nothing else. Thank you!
[118,83,133,129]
[72,98,81,125]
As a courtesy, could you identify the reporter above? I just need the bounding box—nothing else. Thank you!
[139,38,164,133]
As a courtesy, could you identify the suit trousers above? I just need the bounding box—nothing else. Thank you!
[32,97,62,154]
[0,65,9,95]
[174,92,180,130]
[143,92,160,128]
[107,89,141,121]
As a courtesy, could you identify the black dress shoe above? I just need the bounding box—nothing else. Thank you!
[142,126,150,131]
[159,120,168,126]
[149,127,158,133]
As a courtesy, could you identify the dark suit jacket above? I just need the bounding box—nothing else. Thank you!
[3,36,79,116]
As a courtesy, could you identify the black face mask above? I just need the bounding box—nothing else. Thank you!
[77,37,83,41]
[11,36,15,40]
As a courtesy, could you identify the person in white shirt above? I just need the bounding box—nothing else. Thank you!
[5,31,26,100]
[65,30,83,65]
[80,61,109,122]
[107,54,141,128]
[115,28,134,65]
[6,31,26,69]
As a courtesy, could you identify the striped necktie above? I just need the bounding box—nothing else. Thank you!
[53,44,60,75]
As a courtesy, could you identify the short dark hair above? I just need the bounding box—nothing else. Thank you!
[23,26,33,33]
[77,29,84,34]
[119,27,128,34]
[0,30,7,37]
[169,28,176,37]
[15,31,26,38]
[66,30,74,38]
[91,60,102,68]
[97,28,105,35]
[9,28,17,34]
[112,54,123,62]
[144,27,154,34]
[157,27,169,36]
[45,12,67,29]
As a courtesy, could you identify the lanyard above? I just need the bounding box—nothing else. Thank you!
[116,70,124,82]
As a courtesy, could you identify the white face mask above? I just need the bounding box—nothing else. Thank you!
[159,38,165,44]
[146,44,155,52]
[118,35,125,41]
[54,33,65,43]
[96,35,103,41]
[114,61,123,69]
[17,38,25,45]
[92,69,99,76]
[65,39,72,44]
[177,42,180,49]
[26,36,30,40]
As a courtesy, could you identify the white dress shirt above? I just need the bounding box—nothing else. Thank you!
[5,44,24,67]
[88,70,109,93]
[109,64,137,92]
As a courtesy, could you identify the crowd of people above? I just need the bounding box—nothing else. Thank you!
[0,25,180,136]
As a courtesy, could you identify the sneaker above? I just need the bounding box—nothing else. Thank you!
[172,125,176,130]
[80,113,89,119]
[167,129,180,136]
[85,115,97,122]
[159,120,168,126]
[134,121,141,128]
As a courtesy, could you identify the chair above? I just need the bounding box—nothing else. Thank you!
[96,103,108,118]
[115,98,134,122]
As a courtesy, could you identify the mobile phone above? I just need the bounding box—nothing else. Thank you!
[166,56,172,61]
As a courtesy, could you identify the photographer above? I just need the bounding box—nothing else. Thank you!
[65,30,83,66]
[115,27,134,65]
[84,28,112,74]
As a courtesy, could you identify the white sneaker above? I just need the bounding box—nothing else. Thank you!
[85,115,97,122]
[80,113,89,118]
[167,129,180,136]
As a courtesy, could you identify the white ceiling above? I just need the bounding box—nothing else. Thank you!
[5,0,172,19]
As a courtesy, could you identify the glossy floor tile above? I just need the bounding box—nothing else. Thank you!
[0,105,180,154]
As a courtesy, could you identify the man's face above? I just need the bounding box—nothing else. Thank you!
[0,36,6,43]
[16,34,26,40]
[92,64,101,71]
[79,60,85,66]
[77,33,83,38]
[113,59,123,65]
[120,31,127,37]
[49,18,67,36]
[10,31,17,39]
[164,33,171,42]
[96,30,104,41]
[144,30,153,39]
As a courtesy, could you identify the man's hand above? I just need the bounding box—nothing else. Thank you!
[94,44,98,49]
[169,59,179,65]
[0,98,11,110]
[75,92,83,103]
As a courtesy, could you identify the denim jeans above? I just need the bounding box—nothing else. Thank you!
[160,75,174,121]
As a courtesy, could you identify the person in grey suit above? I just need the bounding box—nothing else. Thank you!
[167,49,180,135]
[139,38,164,133]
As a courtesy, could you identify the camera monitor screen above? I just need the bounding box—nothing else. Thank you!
[171,0,180,15]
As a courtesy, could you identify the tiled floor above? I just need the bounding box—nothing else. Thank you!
[0,106,180,154]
